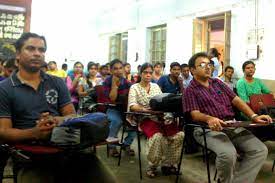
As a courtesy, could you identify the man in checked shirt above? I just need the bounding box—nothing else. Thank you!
[183,52,272,183]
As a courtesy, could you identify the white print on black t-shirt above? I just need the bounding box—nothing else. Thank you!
[45,89,58,105]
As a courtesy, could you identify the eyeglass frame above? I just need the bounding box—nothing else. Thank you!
[195,62,213,69]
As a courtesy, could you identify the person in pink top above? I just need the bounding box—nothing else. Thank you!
[66,61,84,111]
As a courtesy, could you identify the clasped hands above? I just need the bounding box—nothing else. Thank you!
[32,112,61,140]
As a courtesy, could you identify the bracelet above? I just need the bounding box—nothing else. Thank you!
[250,114,259,120]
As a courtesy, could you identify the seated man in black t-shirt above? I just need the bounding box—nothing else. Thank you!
[0,32,116,183]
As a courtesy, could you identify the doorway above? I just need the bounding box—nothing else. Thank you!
[193,12,231,74]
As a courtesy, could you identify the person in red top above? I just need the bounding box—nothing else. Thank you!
[183,52,271,183]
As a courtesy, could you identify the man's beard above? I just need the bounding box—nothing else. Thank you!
[20,62,41,73]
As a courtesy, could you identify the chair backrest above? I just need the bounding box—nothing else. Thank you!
[182,113,199,154]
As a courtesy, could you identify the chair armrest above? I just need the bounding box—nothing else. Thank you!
[184,122,209,129]
[125,111,151,116]
[96,102,117,107]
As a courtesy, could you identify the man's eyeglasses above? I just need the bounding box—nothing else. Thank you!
[196,62,213,69]
[142,71,153,75]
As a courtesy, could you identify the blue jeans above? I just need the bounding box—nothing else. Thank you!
[106,108,136,148]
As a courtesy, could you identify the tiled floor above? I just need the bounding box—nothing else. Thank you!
[3,140,275,183]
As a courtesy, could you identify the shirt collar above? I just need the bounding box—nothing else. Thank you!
[11,70,50,87]
[191,77,214,89]
[183,74,192,80]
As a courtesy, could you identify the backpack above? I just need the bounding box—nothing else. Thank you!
[149,93,183,113]
[51,112,109,149]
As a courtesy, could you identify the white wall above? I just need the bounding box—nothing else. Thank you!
[97,0,275,80]
[30,0,105,69]
[165,17,193,73]
[30,0,275,80]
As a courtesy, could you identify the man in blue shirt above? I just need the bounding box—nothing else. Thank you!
[157,62,181,94]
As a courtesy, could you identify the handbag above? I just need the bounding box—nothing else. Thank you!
[249,94,275,114]
[149,93,182,113]
[51,112,109,149]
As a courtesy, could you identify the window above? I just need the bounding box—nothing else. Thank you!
[109,32,128,62]
[149,25,166,65]
[120,33,128,62]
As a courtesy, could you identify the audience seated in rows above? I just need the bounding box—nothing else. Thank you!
[1,31,275,182]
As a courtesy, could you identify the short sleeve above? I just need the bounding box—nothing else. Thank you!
[152,83,162,95]
[157,76,165,91]
[236,78,249,102]
[127,84,138,111]
[55,78,72,108]
[0,87,11,118]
